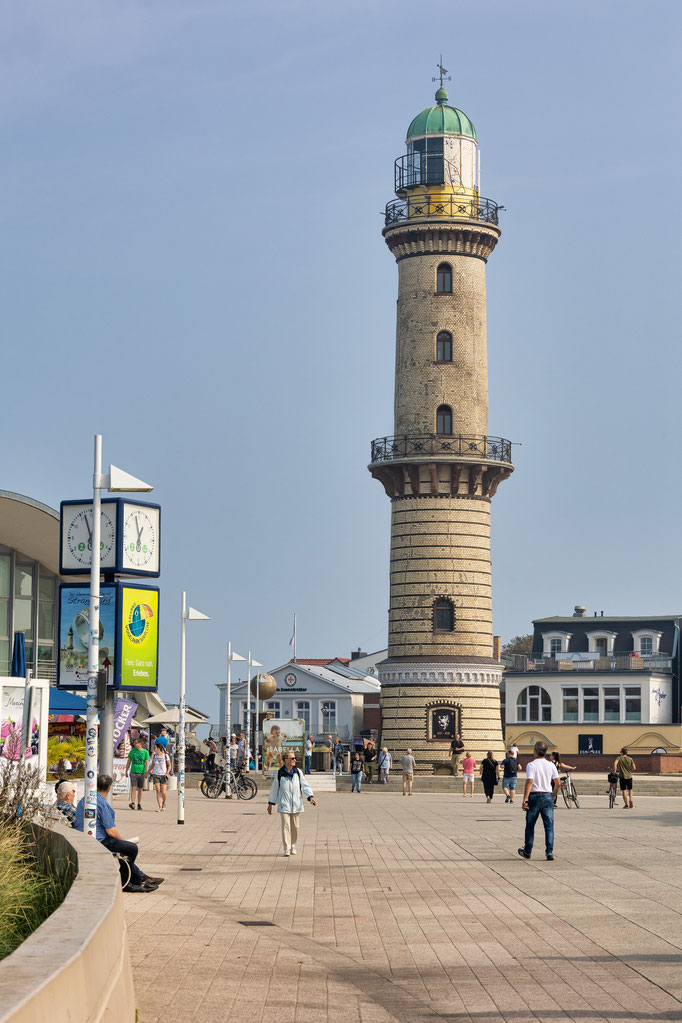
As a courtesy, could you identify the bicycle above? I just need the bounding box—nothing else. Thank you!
[200,765,258,800]
[560,773,580,808]
[607,772,619,808]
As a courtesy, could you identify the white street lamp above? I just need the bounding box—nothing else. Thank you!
[245,652,262,774]
[226,642,246,752]
[84,435,153,839]
[177,592,210,824]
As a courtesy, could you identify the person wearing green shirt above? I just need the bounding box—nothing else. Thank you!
[126,738,150,810]
[614,746,636,809]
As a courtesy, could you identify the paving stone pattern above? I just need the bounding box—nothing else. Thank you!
[123,787,682,1023]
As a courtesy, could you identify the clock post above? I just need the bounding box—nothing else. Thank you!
[61,435,154,833]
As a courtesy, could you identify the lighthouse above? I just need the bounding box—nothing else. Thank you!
[369,79,514,771]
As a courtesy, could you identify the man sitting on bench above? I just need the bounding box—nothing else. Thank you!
[74,773,164,894]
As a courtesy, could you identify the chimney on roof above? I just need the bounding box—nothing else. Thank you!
[573,605,586,617]
[493,635,501,660]
[601,611,604,616]
[351,648,367,660]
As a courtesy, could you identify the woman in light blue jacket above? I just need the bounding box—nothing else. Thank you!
[267,752,316,856]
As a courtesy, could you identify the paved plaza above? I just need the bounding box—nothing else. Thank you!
[122,785,682,1023]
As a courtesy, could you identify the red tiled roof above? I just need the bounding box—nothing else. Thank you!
[291,658,351,666]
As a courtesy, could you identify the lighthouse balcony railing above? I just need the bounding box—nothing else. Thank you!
[370,434,512,465]
[385,195,502,227]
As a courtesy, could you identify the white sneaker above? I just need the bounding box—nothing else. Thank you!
[283,849,290,857]
[290,846,297,855]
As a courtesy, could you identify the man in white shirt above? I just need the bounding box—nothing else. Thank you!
[518,741,561,861]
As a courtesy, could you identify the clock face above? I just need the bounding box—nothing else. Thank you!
[121,503,160,574]
[63,505,116,570]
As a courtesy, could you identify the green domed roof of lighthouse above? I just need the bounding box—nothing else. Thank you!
[406,88,477,141]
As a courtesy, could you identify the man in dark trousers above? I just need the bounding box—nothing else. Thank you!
[74,774,164,892]
[450,733,465,777]
[518,741,561,861]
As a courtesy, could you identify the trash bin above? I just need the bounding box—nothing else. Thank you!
[313,750,332,772]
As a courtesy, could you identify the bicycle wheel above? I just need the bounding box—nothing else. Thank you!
[570,783,580,809]
[206,780,223,799]
[561,781,571,808]
[236,777,258,800]
[200,779,211,798]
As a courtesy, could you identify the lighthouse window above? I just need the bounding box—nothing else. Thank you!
[405,137,445,188]
[436,264,452,293]
[436,332,452,362]
[436,405,452,435]
[434,599,454,632]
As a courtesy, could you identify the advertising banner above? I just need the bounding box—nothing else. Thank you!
[58,584,117,689]
[262,718,305,777]
[111,757,130,795]
[118,586,159,691]
[1,685,41,761]
[112,698,137,755]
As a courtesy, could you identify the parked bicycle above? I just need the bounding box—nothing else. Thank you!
[607,771,619,808]
[560,772,580,808]
[200,764,258,800]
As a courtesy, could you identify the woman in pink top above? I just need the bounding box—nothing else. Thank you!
[461,752,476,798]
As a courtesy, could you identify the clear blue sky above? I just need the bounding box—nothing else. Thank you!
[1,1,680,717]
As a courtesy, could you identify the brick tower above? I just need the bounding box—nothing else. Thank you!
[369,84,513,772]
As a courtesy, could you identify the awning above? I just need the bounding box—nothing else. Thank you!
[49,689,88,715]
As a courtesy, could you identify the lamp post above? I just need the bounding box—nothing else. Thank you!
[226,642,245,756]
[177,592,210,824]
[245,652,262,774]
[85,435,153,838]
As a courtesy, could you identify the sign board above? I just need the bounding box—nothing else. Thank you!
[58,584,117,690]
[430,707,458,740]
[117,586,159,691]
[111,757,130,795]
[0,677,49,779]
[58,583,159,692]
[578,734,603,755]
[262,718,305,777]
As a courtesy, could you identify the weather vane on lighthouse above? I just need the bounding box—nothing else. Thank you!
[432,55,451,88]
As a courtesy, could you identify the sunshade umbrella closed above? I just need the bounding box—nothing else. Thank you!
[10,632,26,677]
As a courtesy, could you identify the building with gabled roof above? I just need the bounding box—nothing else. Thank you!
[218,656,380,740]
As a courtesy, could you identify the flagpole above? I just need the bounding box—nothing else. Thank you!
[246,651,251,774]
[293,613,297,663]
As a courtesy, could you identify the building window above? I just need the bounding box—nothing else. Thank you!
[265,700,281,717]
[562,687,578,722]
[296,701,311,732]
[436,331,453,362]
[436,263,452,293]
[550,638,563,656]
[516,686,551,723]
[625,686,641,722]
[595,638,607,656]
[433,598,454,632]
[604,686,620,722]
[321,700,336,733]
[436,405,452,436]
[640,636,653,656]
[583,687,599,722]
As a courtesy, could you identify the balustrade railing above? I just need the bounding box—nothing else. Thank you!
[370,434,512,464]
[385,195,502,226]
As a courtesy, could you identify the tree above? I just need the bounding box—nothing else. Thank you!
[502,634,532,656]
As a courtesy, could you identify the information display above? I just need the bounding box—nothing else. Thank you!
[118,586,159,691]
[262,718,305,777]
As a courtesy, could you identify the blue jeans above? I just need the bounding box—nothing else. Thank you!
[523,792,555,856]
[334,755,343,776]
[351,772,362,792]
[304,754,311,774]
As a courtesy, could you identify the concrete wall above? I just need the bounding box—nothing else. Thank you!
[0,823,135,1023]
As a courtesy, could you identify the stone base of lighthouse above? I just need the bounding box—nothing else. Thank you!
[379,659,505,774]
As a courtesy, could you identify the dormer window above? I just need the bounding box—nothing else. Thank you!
[586,631,617,657]
[542,631,571,656]
[631,629,662,655]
